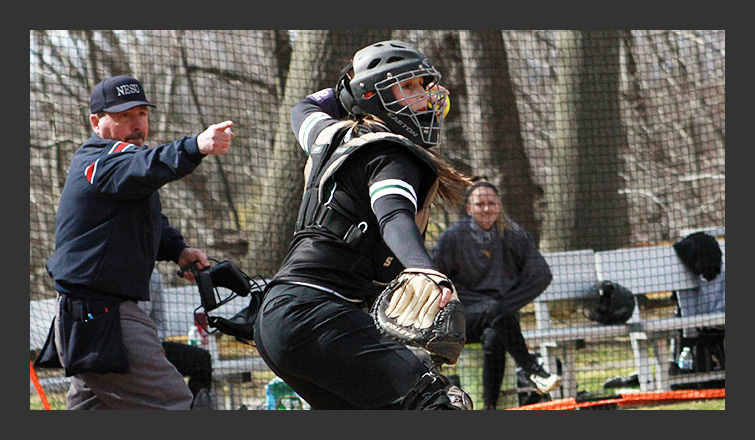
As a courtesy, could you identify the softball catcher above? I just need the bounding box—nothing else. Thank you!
[254,40,472,409]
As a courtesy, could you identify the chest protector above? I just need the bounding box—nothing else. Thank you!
[296,121,439,251]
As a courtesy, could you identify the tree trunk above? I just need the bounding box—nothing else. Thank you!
[573,30,631,251]
[459,30,542,241]
[540,31,582,252]
[541,31,631,252]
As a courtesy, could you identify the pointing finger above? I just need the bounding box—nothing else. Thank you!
[215,120,234,131]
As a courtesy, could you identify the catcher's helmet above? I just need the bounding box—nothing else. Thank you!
[336,40,447,147]
[584,280,636,325]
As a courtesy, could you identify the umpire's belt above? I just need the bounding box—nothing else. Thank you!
[314,204,368,247]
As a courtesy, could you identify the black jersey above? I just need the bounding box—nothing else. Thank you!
[270,89,440,302]
[433,216,553,315]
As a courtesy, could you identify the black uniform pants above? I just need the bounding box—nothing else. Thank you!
[162,341,212,397]
[465,300,538,407]
[254,283,445,409]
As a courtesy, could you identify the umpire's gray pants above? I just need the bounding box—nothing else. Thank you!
[54,296,193,410]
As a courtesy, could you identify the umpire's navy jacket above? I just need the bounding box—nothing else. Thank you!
[46,132,205,302]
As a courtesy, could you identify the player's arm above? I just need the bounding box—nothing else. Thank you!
[368,150,454,307]
[291,88,345,156]
[367,149,434,269]
[493,227,553,315]
[374,198,433,269]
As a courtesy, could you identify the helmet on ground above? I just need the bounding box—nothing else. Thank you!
[336,40,447,147]
[584,280,636,325]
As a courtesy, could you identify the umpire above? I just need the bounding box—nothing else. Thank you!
[39,75,234,409]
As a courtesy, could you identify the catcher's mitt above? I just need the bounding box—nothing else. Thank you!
[371,268,466,365]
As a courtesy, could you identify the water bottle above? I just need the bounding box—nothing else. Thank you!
[677,346,694,371]
[266,377,303,410]
[194,312,220,361]
[187,326,200,347]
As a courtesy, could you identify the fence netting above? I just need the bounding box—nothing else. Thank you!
[30,30,724,410]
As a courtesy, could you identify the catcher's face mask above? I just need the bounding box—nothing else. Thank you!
[183,259,266,344]
[347,40,446,147]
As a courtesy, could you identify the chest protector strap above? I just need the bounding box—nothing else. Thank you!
[296,122,439,247]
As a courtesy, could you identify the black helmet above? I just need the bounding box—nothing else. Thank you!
[336,40,447,147]
[584,280,636,325]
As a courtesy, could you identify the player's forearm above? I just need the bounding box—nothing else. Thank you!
[381,210,435,270]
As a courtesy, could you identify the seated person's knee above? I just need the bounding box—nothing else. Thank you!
[481,327,500,354]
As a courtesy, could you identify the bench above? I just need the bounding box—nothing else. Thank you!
[523,249,625,399]
[29,285,270,409]
[595,239,725,392]
[453,249,617,405]
[521,234,725,399]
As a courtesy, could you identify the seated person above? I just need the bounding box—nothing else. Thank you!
[433,180,560,409]
[141,270,214,409]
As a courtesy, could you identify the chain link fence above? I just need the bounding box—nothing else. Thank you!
[30,30,724,410]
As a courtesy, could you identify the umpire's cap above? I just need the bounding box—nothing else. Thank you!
[90,75,155,114]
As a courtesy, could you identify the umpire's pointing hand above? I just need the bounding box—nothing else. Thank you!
[197,120,234,155]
